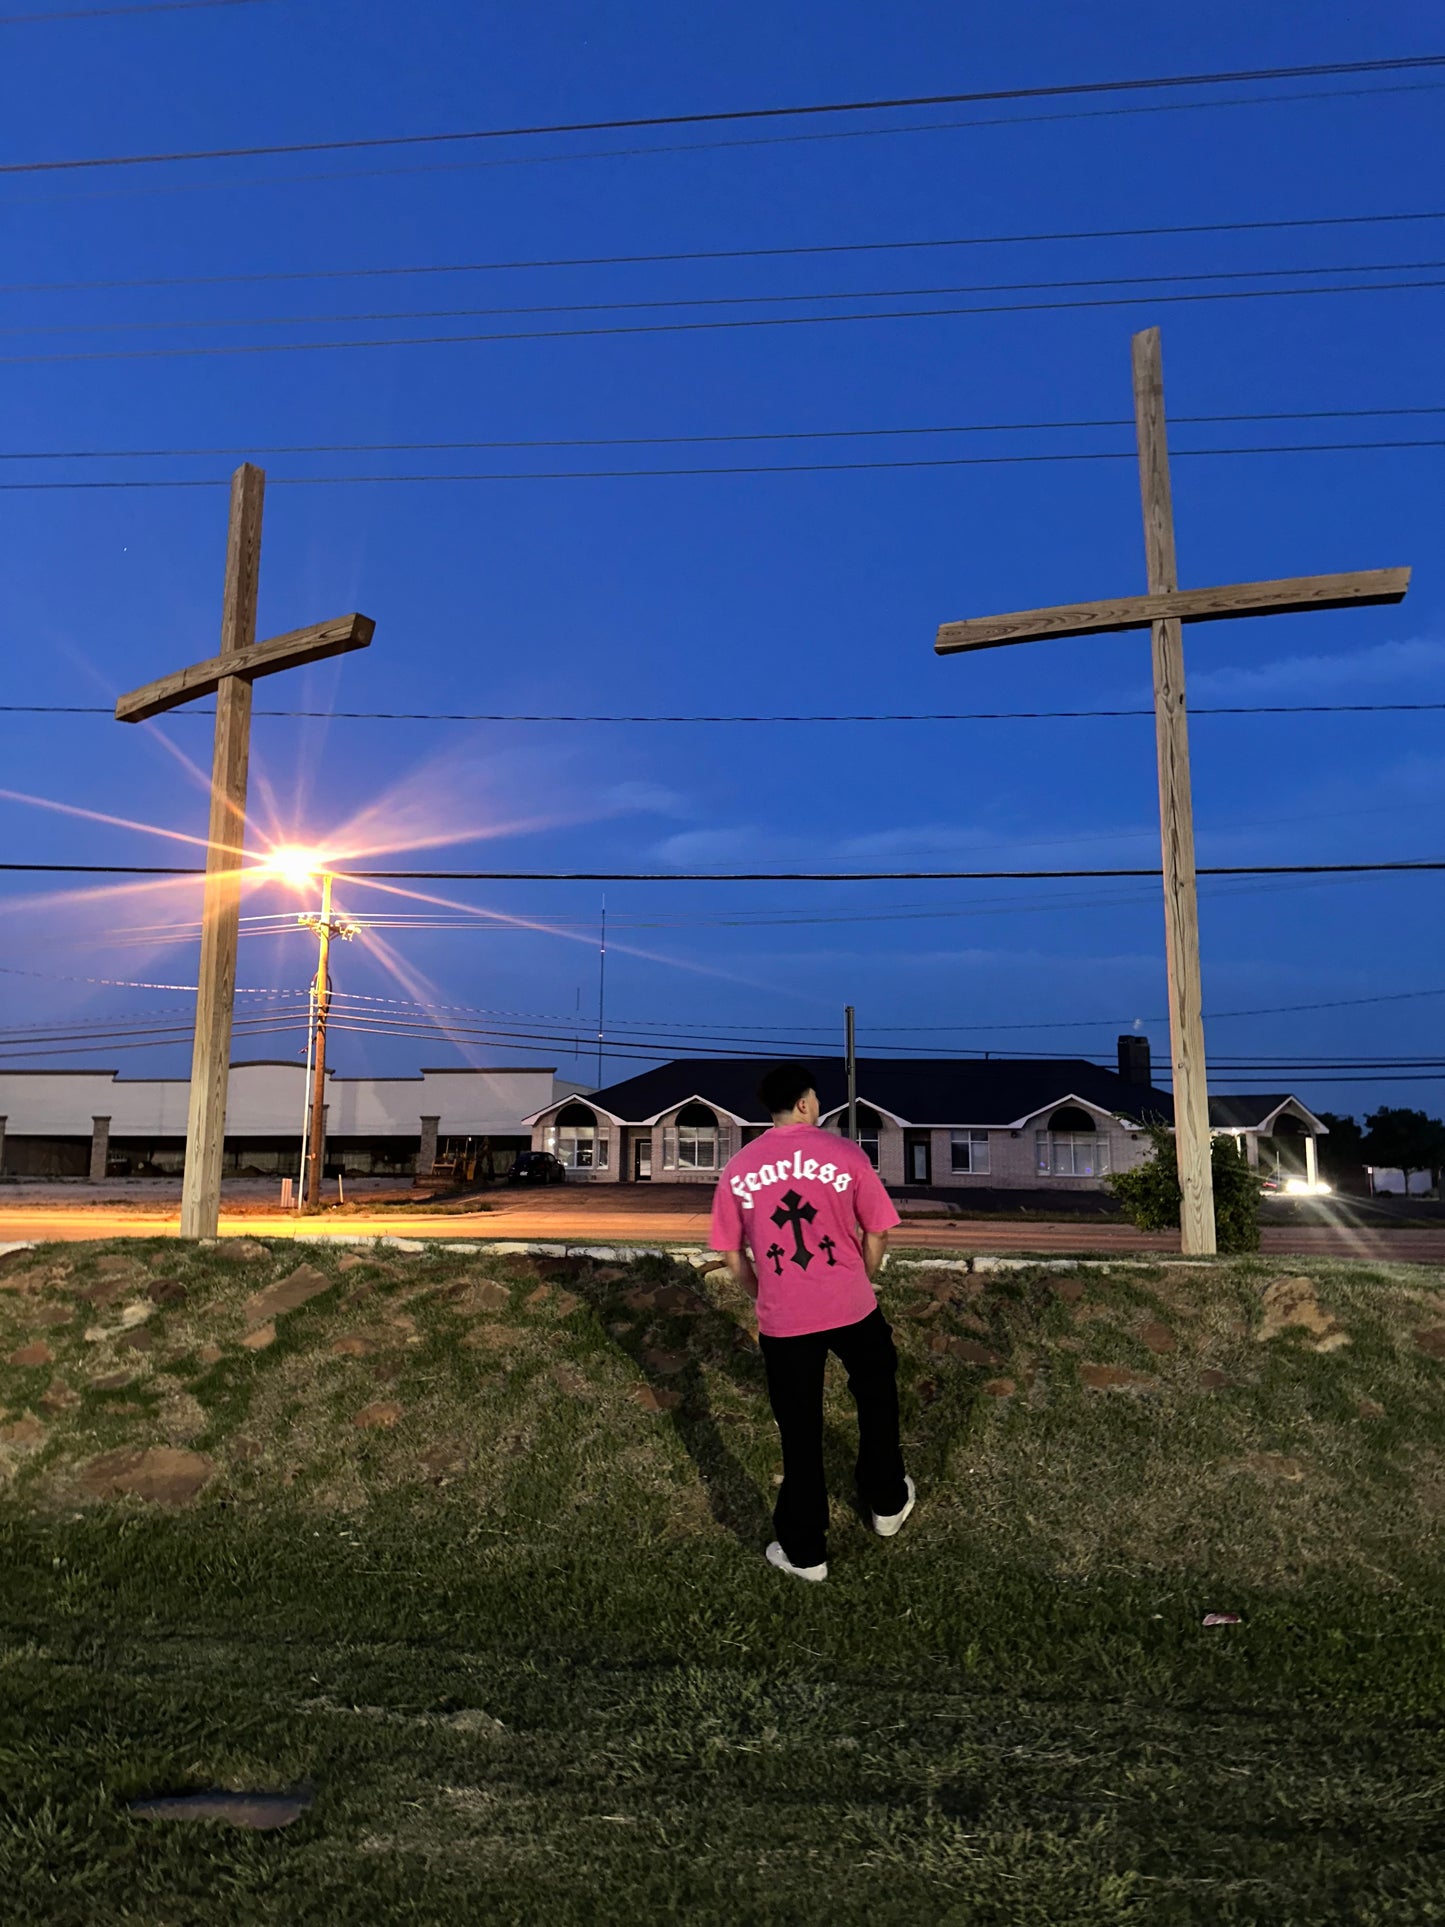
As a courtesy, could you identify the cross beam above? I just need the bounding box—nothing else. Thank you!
[932,327,1410,1256]
[112,463,375,1238]
[115,614,374,723]
[935,568,1409,654]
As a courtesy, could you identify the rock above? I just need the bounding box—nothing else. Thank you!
[0,1415,45,1444]
[927,1334,1001,1366]
[1357,1397,1385,1420]
[1257,1276,1335,1343]
[243,1265,331,1328]
[353,1400,403,1429]
[330,1333,379,1358]
[127,1789,311,1830]
[982,1377,1016,1398]
[914,1377,941,1408]
[39,1380,79,1413]
[526,1285,554,1307]
[119,1328,155,1354]
[338,1256,401,1281]
[1052,1279,1086,1305]
[448,1280,510,1314]
[89,1369,137,1391]
[630,1385,680,1414]
[652,1285,707,1315]
[194,1344,224,1368]
[417,1441,471,1479]
[147,1280,189,1306]
[460,1324,516,1352]
[553,1290,581,1318]
[1314,1331,1352,1354]
[1198,1369,1232,1391]
[623,1287,659,1312]
[78,1446,215,1506]
[550,1364,589,1397]
[240,1323,276,1351]
[1079,1363,1158,1392]
[608,1321,631,1338]
[1140,1321,1178,1355]
[1414,1327,1445,1359]
[900,1299,943,1320]
[644,1348,688,1376]
[232,1436,263,1462]
[594,1266,629,1285]
[7,1342,54,1368]
[119,1303,154,1329]
[213,1240,271,1262]
[31,1306,72,1328]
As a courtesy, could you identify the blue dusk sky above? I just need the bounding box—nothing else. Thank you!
[0,0,1441,1118]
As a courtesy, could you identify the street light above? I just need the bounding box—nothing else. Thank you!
[296,869,359,1215]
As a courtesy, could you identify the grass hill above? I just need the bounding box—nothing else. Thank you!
[2,1236,1443,1924]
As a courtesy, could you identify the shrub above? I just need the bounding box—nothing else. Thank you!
[1108,1123,1260,1252]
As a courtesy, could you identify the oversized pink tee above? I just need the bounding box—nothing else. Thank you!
[710,1124,901,1338]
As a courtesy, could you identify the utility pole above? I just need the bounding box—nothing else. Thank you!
[845,1004,858,1143]
[298,870,356,1214]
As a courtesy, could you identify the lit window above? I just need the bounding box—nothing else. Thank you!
[662,1102,721,1170]
[950,1130,990,1174]
[550,1102,609,1171]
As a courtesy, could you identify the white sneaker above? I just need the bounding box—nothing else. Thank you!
[765,1541,827,1583]
[872,1476,916,1539]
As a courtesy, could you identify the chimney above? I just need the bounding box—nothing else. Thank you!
[1117,1034,1151,1087]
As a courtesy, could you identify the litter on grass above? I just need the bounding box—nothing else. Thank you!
[1202,1612,1243,1627]
[127,1789,313,1830]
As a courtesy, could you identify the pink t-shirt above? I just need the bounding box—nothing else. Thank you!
[710,1124,901,1338]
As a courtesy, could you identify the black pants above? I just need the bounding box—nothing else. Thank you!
[758,1306,908,1569]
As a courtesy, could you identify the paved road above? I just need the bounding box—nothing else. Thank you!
[2,1185,1443,1263]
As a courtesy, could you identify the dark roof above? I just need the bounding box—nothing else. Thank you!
[1210,1094,1324,1132]
[561,1057,1178,1127]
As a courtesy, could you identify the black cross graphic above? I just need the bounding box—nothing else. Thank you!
[818,1235,837,1267]
[771,1188,817,1270]
[765,1243,786,1276]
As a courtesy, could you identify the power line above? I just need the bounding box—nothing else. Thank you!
[5,703,1442,722]
[6,439,1445,488]
[12,82,1445,211]
[0,0,265,20]
[12,257,1445,339]
[9,208,1444,295]
[7,272,1445,367]
[1,860,1441,880]
[6,403,1443,461]
[6,55,1443,177]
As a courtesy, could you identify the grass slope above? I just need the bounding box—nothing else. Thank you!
[1,1239,1443,1924]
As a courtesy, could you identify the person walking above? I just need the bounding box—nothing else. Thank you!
[710,1063,915,1582]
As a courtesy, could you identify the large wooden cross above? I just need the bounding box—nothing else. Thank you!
[115,463,375,1238]
[934,327,1409,1255]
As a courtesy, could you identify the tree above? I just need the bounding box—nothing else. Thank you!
[1314,1111,1365,1192]
[1108,1124,1260,1252]
[1362,1107,1445,1193]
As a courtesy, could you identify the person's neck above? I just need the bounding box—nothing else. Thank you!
[773,1113,812,1128]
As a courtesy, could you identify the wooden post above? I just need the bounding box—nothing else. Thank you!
[178,464,264,1239]
[1131,329,1216,1255]
[844,1004,858,1142]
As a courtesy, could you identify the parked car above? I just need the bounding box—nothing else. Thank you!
[508,1151,567,1186]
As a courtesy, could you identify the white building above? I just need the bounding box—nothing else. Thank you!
[0,1061,584,1180]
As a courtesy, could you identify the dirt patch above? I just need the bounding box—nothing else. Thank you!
[77,1446,215,1506]
[927,1335,1001,1366]
[982,1378,1016,1399]
[330,1333,382,1358]
[147,1279,188,1306]
[1140,1321,1177,1355]
[1414,1327,1445,1359]
[447,1280,510,1315]
[1357,1397,1385,1420]
[243,1265,332,1328]
[30,1307,73,1329]
[1079,1363,1158,1393]
[460,1324,519,1353]
[550,1365,590,1398]
[0,1415,45,1445]
[39,1381,79,1414]
[353,1400,403,1429]
[1198,1369,1232,1391]
[1234,1452,1307,1484]
[88,1369,137,1391]
[1257,1276,1336,1343]
[1052,1279,1086,1306]
[631,1385,680,1414]
[7,1342,54,1368]
[240,1324,276,1352]
[195,1344,224,1367]
[644,1348,688,1377]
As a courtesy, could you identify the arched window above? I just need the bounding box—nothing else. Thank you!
[852,1104,884,1170]
[550,1101,609,1171]
[1037,1104,1110,1177]
[663,1101,722,1171]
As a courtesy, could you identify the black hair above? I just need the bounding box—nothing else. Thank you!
[757,1063,817,1119]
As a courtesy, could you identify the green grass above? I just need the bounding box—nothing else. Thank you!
[1,1239,1443,1923]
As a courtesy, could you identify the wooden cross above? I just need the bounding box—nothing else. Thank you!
[933,327,1409,1255]
[114,463,375,1239]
